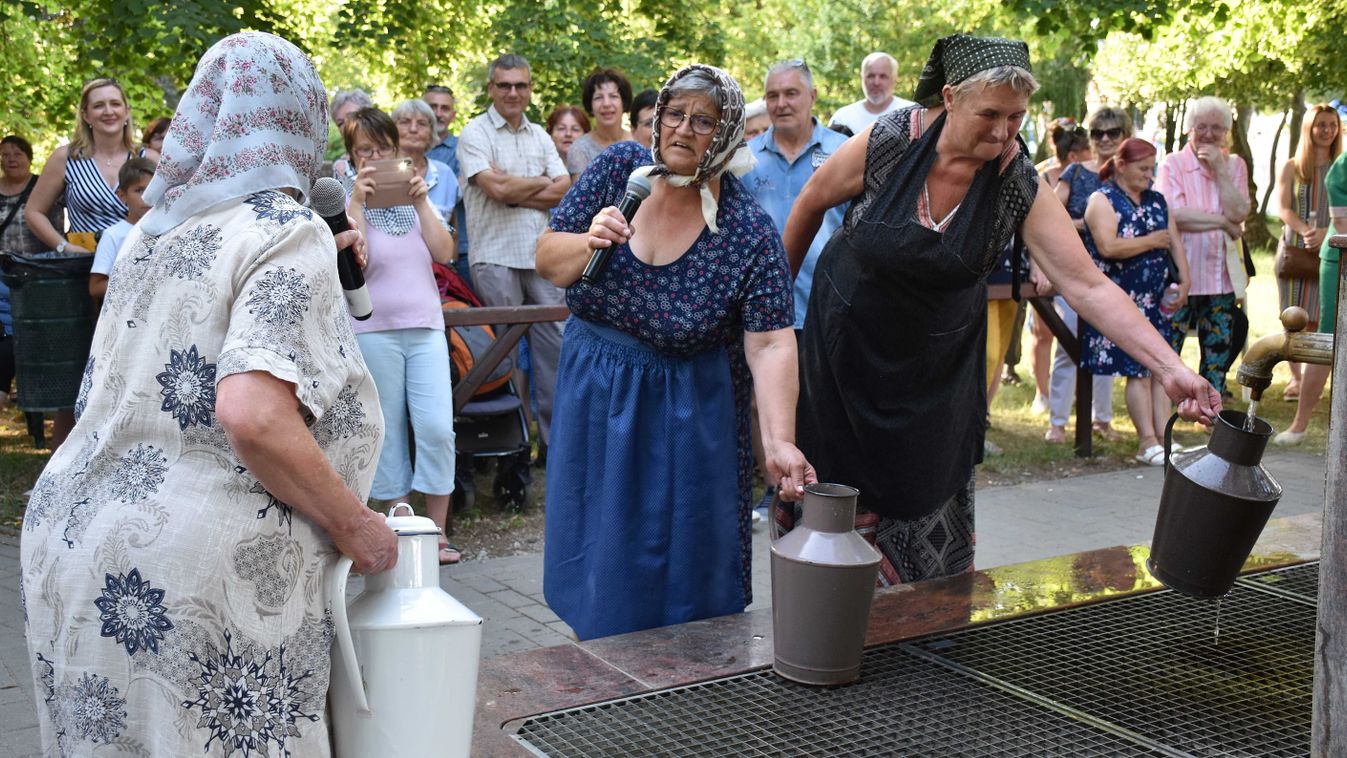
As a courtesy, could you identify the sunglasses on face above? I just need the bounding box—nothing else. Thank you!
[1090,127,1124,141]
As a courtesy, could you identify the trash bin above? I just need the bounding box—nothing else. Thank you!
[0,252,96,412]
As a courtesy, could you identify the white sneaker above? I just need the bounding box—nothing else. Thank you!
[1274,430,1306,446]
[1030,394,1049,415]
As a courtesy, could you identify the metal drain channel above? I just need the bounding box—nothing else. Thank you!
[1237,562,1319,605]
[511,562,1317,757]
[511,646,1166,757]
[909,580,1314,757]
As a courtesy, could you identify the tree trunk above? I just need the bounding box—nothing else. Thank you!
[1232,103,1272,251]
[1287,88,1306,158]
[1259,108,1289,217]
[1164,101,1178,155]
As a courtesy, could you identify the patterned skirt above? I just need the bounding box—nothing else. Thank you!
[773,476,976,586]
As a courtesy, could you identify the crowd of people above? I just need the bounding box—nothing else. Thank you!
[10,26,1333,755]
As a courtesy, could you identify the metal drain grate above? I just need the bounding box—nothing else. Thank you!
[909,583,1314,757]
[511,645,1167,757]
[1239,562,1319,604]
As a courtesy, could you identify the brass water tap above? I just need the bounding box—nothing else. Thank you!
[1236,307,1335,401]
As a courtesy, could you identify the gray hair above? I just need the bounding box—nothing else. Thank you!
[392,98,435,127]
[948,66,1038,103]
[666,69,724,111]
[1186,96,1233,131]
[765,59,814,91]
[860,52,897,80]
[487,54,531,83]
[330,88,374,119]
[745,98,767,121]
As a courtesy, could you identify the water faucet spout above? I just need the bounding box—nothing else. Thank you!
[1235,307,1334,401]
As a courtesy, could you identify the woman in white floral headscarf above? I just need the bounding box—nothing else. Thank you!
[21,31,396,756]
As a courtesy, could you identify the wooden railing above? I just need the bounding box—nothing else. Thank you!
[442,304,569,415]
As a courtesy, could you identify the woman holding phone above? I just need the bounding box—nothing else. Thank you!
[341,106,463,564]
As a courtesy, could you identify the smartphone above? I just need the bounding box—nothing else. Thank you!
[364,158,414,208]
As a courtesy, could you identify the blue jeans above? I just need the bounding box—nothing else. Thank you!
[356,328,456,499]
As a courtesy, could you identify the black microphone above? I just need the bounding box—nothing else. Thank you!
[310,177,373,320]
[580,174,652,285]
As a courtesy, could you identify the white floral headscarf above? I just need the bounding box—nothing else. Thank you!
[632,64,756,233]
[141,32,328,236]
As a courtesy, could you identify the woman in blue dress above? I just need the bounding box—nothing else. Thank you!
[536,64,814,640]
[1080,137,1190,466]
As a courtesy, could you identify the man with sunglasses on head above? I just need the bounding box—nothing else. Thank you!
[458,54,571,448]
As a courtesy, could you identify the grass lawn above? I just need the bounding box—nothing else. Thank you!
[983,244,1331,487]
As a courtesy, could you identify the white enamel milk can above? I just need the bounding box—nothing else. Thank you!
[328,504,483,757]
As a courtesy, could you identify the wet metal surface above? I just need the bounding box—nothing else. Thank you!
[511,563,1317,757]
[511,646,1166,757]
[1239,561,1319,605]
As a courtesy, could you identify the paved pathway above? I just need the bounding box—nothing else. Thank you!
[0,449,1329,756]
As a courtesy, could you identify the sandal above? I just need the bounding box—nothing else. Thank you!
[438,541,462,565]
[1044,425,1066,444]
[1133,444,1165,466]
[1092,422,1124,442]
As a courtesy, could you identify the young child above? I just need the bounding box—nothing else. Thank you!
[89,157,155,300]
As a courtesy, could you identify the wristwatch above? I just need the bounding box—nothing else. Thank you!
[55,240,67,254]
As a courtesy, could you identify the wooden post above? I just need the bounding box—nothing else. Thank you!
[1312,235,1347,755]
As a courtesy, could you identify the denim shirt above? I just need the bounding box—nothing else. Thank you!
[745,119,848,329]
[428,132,469,255]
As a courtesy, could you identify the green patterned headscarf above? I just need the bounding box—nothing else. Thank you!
[912,34,1032,107]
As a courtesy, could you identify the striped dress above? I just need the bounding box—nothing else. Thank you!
[1277,164,1330,326]
[64,154,129,236]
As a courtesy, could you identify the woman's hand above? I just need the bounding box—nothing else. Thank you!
[407,174,430,203]
[587,206,632,251]
[1146,228,1171,250]
[1159,364,1221,425]
[350,165,378,206]
[331,505,399,575]
[1304,226,1327,249]
[1222,219,1244,239]
[334,223,368,269]
[764,439,817,503]
[1175,278,1191,311]
[63,243,91,254]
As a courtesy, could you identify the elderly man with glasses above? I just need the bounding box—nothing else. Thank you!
[1156,96,1251,401]
[457,54,571,449]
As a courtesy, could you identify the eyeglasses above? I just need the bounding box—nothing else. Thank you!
[493,81,531,92]
[778,58,811,74]
[1193,123,1229,135]
[1090,127,1124,141]
[660,107,720,136]
[353,145,394,159]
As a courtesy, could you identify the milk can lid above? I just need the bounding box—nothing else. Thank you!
[383,503,442,537]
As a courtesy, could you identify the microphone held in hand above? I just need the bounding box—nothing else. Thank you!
[310,177,373,320]
[580,174,653,285]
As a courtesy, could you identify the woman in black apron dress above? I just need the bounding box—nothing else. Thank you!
[779,34,1221,585]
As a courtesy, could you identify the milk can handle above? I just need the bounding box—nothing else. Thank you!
[330,556,372,714]
[1163,413,1180,474]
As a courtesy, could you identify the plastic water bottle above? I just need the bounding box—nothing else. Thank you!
[1159,284,1181,316]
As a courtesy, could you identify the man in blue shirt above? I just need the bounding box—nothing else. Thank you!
[744,59,848,522]
[745,59,848,334]
[425,84,472,283]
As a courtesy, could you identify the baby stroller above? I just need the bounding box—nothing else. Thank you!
[436,264,532,512]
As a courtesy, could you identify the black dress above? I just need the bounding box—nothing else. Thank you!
[794,106,1038,583]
